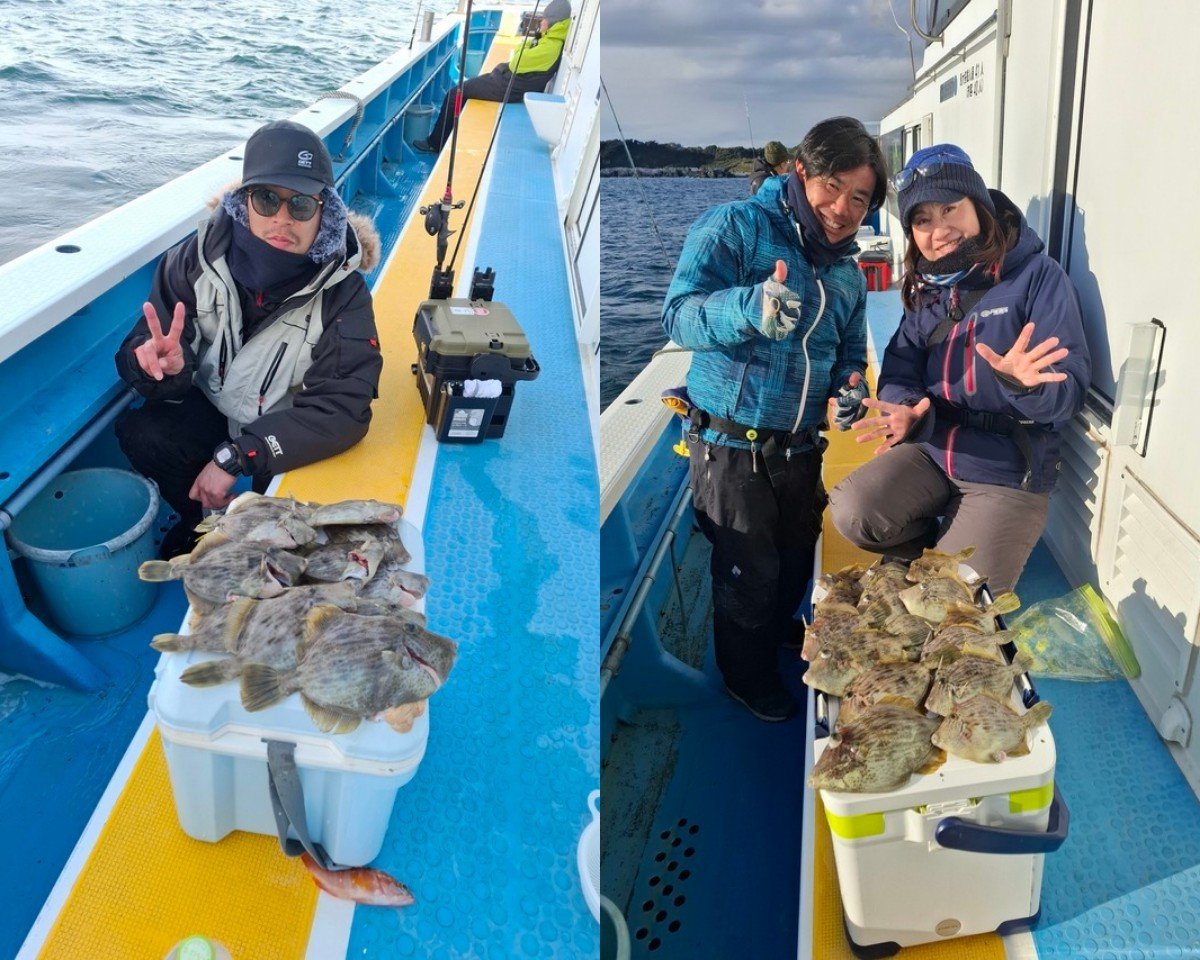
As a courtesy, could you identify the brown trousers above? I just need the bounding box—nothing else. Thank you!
[827,444,1049,593]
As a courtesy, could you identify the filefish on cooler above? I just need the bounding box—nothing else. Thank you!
[138,539,307,614]
[301,537,388,583]
[802,601,869,661]
[240,606,457,734]
[925,652,1032,716]
[802,629,915,697]
[905,545,978,584]
[921,625,1010,667]
[150,583,361,687]
[837,661,934,725]
[932,694,1053,763]
[318,522,412,565]
[308,499,403,527]
[809,700,944,793]
[193,492,317,549]
[815,565,865,606]
[357,559,430,608]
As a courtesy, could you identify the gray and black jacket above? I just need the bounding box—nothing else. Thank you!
[116,200,383,477]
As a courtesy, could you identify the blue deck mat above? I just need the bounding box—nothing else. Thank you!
[866,289,1200,955]
[347,105,599,959]
[1016,547,1200,958]
[0,583,188,958]
[623,691,808,958]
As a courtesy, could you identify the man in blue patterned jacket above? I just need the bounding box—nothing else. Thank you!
[662,117,887,721]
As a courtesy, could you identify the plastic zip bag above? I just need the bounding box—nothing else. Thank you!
[1007,584,1140,681]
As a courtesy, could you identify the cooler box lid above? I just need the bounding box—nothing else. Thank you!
[149,519,431,776]
[417,299,532,358]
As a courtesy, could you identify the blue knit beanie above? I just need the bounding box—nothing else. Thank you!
[896,144,995,231]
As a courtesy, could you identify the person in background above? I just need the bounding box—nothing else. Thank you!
[829,144,1091,593]
[114,120,383,558]
[748,140,790,195]
[661,117,886,722]
[414,0,572,154]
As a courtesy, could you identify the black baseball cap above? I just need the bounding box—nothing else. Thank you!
[241,120,334,195]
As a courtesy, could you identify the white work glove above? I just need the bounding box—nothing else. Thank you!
[831,371,869,430]
[759,259,802,340]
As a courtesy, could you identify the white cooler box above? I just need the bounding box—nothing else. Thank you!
[814,691,1067,953]
[148,520,431,868]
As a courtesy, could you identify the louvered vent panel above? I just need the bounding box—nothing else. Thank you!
[1107,470,1200,702]
[1043,417,1106,586]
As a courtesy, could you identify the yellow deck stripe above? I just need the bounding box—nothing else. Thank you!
[38,30,521,960]
[813,323,1006,958]
[38,730,317,960]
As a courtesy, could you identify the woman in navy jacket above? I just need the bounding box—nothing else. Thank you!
[828,144,1091,592]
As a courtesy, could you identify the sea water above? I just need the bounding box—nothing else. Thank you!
[0,0,455,265]
[599,176,748,409]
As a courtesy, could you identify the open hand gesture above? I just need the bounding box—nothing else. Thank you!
[851,396,932,455]
[975,322,1069,388]
[134,302,186,381]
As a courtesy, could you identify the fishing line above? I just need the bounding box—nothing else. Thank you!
[599,74,672,265]
[446,0,544,276]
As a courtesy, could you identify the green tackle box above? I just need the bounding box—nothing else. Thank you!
[411,299,541,442]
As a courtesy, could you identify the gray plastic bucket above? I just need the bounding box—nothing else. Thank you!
[404,104,435,147]
[7,468,161,636]
[465,50,486,78]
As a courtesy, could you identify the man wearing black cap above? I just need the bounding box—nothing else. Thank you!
[414,0,572,153]
[114,119,383,557]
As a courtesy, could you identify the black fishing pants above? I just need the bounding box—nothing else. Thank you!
[115,388,260,529]
[427,65,552,148]
[687,437,826,699]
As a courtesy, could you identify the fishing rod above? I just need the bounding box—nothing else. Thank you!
[419,0,474,299]
[407,0,425,50]
[444,0,544,288]
[743,91,756,152]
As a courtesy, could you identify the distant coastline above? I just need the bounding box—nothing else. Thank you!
[599,139,792,178]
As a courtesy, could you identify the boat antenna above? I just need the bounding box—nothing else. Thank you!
[419,0,475,299]
[599,75,671,265]
[887,0,918,84]
[743,91,755,152]
[444,1,544,289]
[407,0,425,50]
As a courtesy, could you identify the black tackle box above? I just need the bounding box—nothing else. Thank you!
[412,299,541,442]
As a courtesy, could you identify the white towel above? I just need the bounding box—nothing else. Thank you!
[463,379,502,398]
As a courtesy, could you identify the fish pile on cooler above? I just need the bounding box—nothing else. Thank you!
[805,547,1052,794]
[139,492,455,736]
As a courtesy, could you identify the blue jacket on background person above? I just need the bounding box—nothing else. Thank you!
[661,175,867,447]
[878,189,1090,493]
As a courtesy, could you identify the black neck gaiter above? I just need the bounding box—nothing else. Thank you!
[227,220,320,301]
[785,171,859,269]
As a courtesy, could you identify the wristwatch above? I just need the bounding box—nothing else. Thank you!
[212,441,243,477]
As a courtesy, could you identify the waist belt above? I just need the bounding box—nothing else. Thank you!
[690,408,820,452]
[931,397,1041,491]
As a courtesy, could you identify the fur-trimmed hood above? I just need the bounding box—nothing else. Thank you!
[208,180,380,273]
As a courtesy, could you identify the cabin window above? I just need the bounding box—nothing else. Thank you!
[924,0,972,39]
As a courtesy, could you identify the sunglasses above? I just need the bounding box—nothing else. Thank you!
[892,158,947,192]
[248,188,323,222]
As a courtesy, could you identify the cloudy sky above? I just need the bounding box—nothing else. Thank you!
[602,0,919,146]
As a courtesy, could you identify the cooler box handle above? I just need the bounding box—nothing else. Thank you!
[265,738,352,871]
[935,783,1069,855]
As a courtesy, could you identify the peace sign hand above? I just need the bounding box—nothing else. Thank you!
[134,302,186,381]
[975,322,1069,389]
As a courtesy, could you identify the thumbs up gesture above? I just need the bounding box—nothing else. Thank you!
[134,302,186,381]
[759,260,802,340]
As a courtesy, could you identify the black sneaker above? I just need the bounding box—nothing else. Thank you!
[725,685,797,723]
[412,139,439,154]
